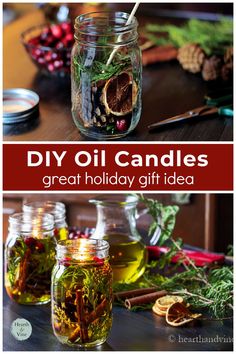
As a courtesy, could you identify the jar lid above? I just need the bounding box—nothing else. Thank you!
[3,88,39,124]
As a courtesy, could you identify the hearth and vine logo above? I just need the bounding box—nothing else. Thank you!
[10,318,32,341]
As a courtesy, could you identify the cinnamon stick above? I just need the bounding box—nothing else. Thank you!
[142,45,178,66]
[69,296,108,343]
[17,248,31,293]
[86,298,107,324]
[114,287,157,301]
[76,289,88,343]
[68,326,80,343]
[125,290,168,309]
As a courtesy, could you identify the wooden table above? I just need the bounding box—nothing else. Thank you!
[3,288,233,351]
[3,9,233,142]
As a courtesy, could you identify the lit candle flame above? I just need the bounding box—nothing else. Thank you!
[77,239,90,262]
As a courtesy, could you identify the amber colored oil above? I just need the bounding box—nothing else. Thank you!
[104,234,147,284]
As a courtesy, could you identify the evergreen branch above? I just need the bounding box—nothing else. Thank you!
[144,18,233,55]
[115,194,234,319]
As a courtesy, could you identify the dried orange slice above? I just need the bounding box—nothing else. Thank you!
[101,72,138,116]
[152,304,167,317]
[154,295,184,311]
[166,302,201,327]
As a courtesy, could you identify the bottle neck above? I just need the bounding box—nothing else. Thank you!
[92,202,140,240]
[74,11,138,46]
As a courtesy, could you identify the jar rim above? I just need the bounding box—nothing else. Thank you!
[89,194,138,206]
[57,238,109,251]
[23,201,66,221]
[75,11,138,36]
[23,200,65,211]
[9,212,54,233]
[56,238,109,260]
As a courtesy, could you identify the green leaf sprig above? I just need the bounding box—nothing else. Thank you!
[73,54,131,84]
[114,194,233,319]
[144,18,233,55]
[138,194,179,245]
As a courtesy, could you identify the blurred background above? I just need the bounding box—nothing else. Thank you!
[3,3,233,26]
[3,193,233,253]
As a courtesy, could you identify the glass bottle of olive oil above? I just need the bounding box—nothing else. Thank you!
[89,196,147,284]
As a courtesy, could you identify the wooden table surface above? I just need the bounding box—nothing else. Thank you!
[3,288,233,351]
[3,10,233,142]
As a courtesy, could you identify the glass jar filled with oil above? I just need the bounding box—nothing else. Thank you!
[89,195,147,284]
[5,212,56,305]
[23,201,68,241]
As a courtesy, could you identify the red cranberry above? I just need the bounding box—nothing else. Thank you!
[81,233,89,239]
[44,52,53,62]
[47,63,55,72]
[93,256,104,266]
[55,41,64,49]
[51,24,63,39]
[35,241,45,253]
[54,60,63,69]
[24,237,37,248]
[37,57,46,65]
[61,38,69,47]
[51,52,59,60]
[28,37,40,46]
[68,232,76,239]
[40,28,51,41]
[44,35,55,46]
[64,33,74,43]
[61,22,73,34]
[60,257,71,267]
[116,119,128,132]
[31,48,43,59]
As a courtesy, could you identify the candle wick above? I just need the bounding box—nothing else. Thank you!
[106,2,140,67]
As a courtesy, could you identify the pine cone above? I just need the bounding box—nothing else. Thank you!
[177,44,206,73]
[221,63,233,81]
[221,47,233,81]
[224,46,233,65]
[202,56,222,81]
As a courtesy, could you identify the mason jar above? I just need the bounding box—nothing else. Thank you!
[5,212,56,305]
[23,201,68,240]
[71,11,142,139]
[51,239,113,348]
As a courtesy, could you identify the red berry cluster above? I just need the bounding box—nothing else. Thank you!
[92,256,105,266]
[24,237,45,253]
[68,227,93,240]
[25,22,74,75]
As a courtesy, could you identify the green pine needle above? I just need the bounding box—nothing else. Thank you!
[144,18,233,55]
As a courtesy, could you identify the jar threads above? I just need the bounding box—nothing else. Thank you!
[23,200,68,240]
